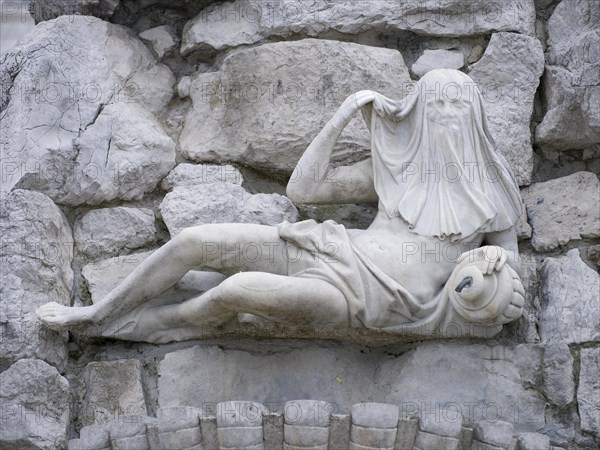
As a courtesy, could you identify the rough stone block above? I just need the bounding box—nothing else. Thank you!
[139,25,179,59]
[74,207,157,258]
[0,190,73,371]
[522,172,600,251]
[263,412,284,450]
[284,400,333,427]
[111,434,150,450]
[161,163,243,191]
[0,359,69,450]
[578,347,600,435]
[412,49,464,77]
[535,0,600,155]
[539,249,600,344]
[419,409,463,438]
[156,406,202,432]
[517,432,550,450]
[79,424,111,449]
[200,416,218,449]
[182,0,535,56]
[541,344,575,407]
[469,32,545,185]
[473,420,514,447]
[458,427,473,450]
[351,403,399,429]
[284,424,329,447]
[394,417,419,450]
[0,17,176,205]
[218,426,263,448]
[414,430,459,450]
[158,346,377,414]
[351,424,397,448]
[471,439,504,450]
[217,401,264,428]
[155,427,202,449]
[80,359,147,426]
[329,414,351,450]
[159,183,298,237]
[180,39,411,173]
[376,343,546,428]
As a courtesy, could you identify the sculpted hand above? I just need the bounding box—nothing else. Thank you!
[331,90,376,129]
[457,245,508,275]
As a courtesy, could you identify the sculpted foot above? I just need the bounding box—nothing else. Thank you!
[36,302,97,330]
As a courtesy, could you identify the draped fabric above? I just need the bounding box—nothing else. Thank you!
[361,69,523,241]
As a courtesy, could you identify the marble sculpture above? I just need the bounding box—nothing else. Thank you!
[37,69,525,342]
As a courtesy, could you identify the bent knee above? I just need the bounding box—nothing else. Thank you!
[217,273,259,298]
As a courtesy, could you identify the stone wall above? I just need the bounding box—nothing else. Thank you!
[0,0,598,449]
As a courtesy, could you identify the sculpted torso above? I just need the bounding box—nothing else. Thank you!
[36,69,525,342]
[351,212,484,301]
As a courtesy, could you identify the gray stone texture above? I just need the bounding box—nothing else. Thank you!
[157,345,380,412]
[159,183,298,237]
[577,347,600,435]
[264,412,284,450]
[0,16,176,205]
[522,172,600,251]
[138,25,179,59]
[28,0,121,22]
[535,0,600,156]
[376,343,546,428]
[160,163,244,191]
[329,414,351,450]
[539,249,600,345]
[79,359,147,427]
[74,207,157,258]
[0,359,70,450]
[541,344,575,408]
[180,39,411,173]
[517,432,550,450]
[182,0,535,56]
[412,49,465,77]
[0,189,73,371]
[468,32,545,186]
[473,420,514,448]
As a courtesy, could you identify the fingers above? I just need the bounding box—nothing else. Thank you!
[354,90,376,107]
[494,251,507,272]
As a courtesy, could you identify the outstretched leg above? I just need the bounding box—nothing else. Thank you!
[36,224,291,329]
[132,272,350,343]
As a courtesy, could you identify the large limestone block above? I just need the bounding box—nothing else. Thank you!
[469,32,545,186]
[159,183,298,237]
[521,172,600,251]
[161,163,244,191]
[412,49,464,77]
[74,207,157,258]
[539,249,600,345]
[0,189,73,371]
[535,0,600,155]
[376,343,546,428]
[0,359,69,450]
[577,347,600,435]
[157,345,379,411]
[541,344,575,408]
[0,15,176,205]
[79,359,147,426]
[180,39,411,172]
[182,0,536,56]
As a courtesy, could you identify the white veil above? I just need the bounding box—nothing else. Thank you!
[361,69,523,241]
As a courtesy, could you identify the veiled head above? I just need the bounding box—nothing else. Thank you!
[364,68,523,241]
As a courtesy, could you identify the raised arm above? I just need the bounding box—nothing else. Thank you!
[286,91,379,204]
